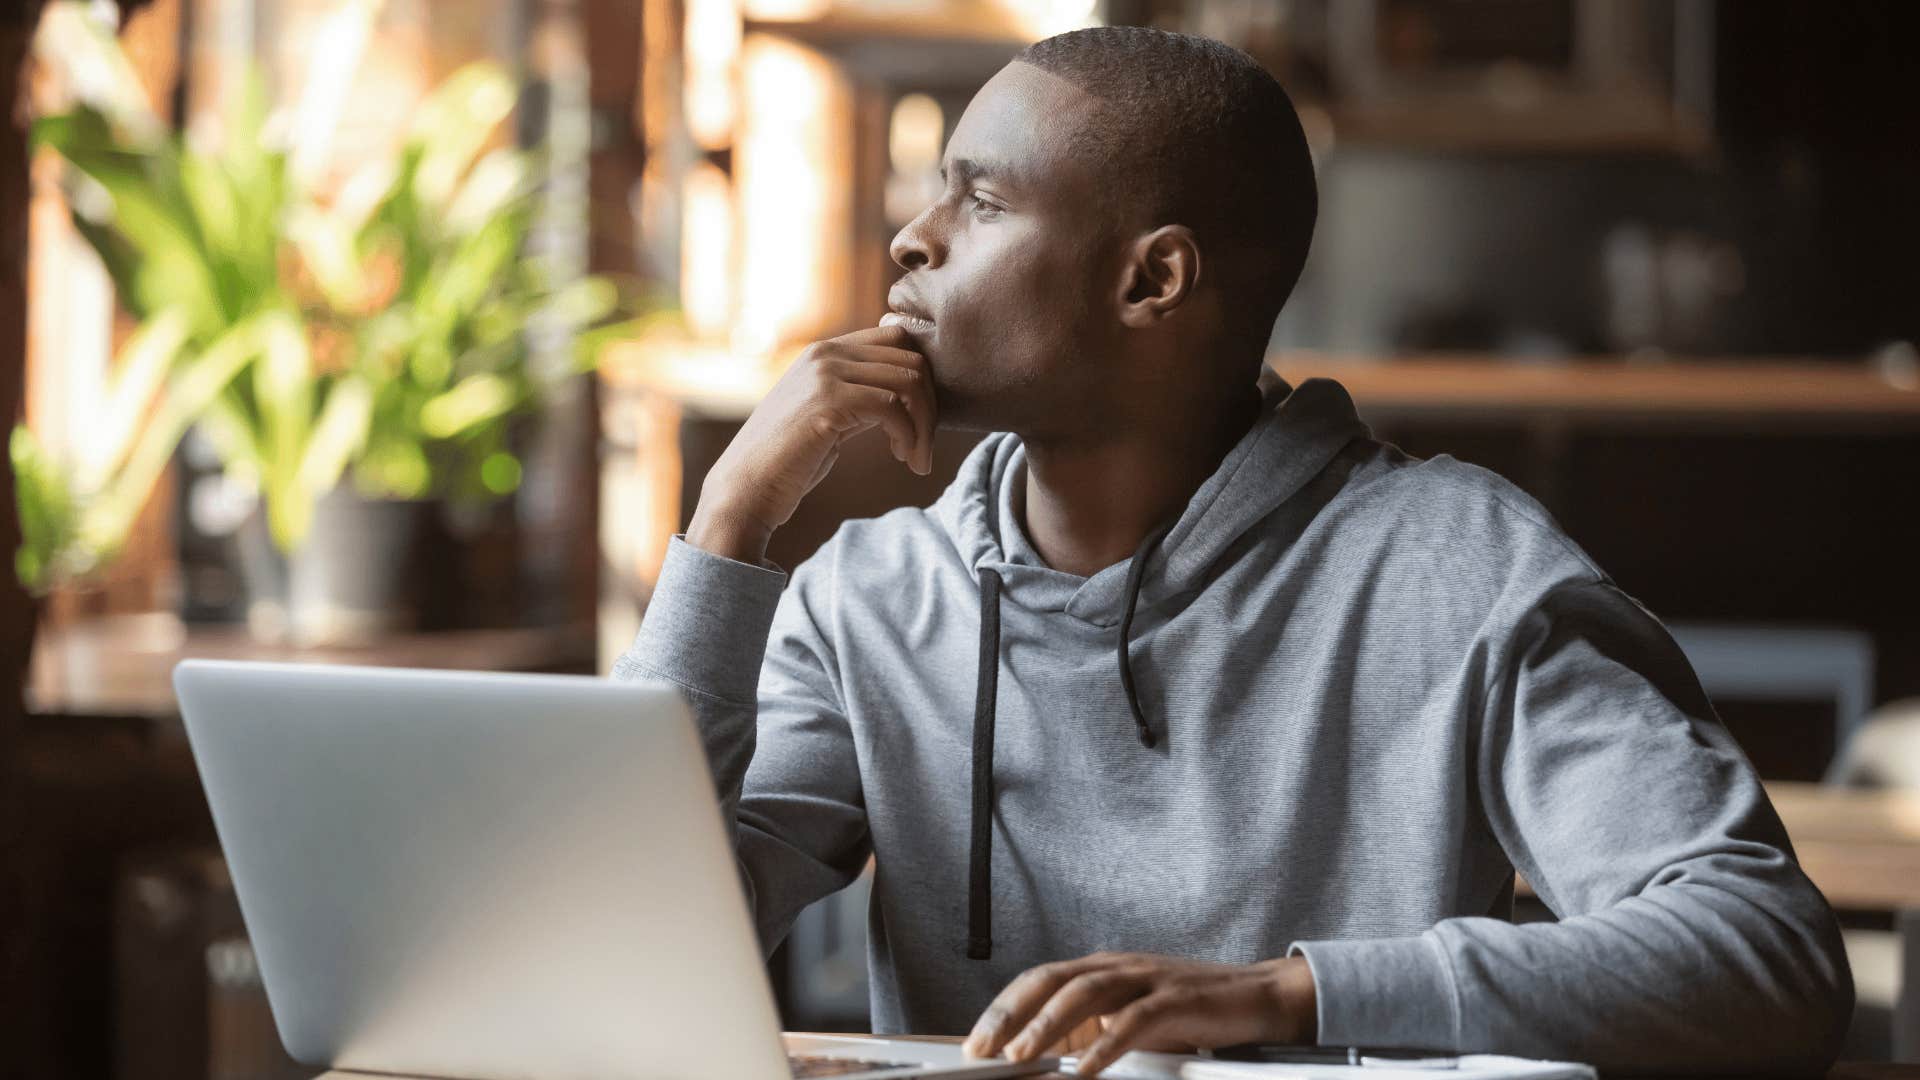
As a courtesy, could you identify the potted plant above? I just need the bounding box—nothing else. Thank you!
[19,4,637,642]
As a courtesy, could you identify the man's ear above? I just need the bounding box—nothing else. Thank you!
[1116,224,1201,329]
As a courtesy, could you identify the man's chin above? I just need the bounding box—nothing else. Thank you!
[937,413,1000,435]
[926,381,1001,435]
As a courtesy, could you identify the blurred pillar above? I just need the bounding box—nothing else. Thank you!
[0,2,42,1073]
[517,0,582,628]
[511,0,645,632]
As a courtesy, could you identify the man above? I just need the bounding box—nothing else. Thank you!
[615,26,1852,1076]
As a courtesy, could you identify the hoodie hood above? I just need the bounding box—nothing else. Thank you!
[934,371,1374,625]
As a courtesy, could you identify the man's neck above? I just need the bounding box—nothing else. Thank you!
[1018,379,1263,578]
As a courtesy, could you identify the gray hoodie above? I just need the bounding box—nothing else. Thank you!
[614,373,1852,1072]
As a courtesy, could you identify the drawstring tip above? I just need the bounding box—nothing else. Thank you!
[1117,520,1175,755]
[966,936,992,960]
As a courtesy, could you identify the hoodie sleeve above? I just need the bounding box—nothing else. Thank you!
[1289,577,1854,1072]
[611,535,870,952]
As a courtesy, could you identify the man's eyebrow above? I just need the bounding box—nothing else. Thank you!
[940,157,1022,188]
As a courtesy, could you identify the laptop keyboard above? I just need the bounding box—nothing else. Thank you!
[789,1053,920,1077]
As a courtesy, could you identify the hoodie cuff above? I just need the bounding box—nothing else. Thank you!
[1287,934,1461,1051]
[613,535,788,704]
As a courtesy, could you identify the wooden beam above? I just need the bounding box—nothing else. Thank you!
[1,2,48,1069]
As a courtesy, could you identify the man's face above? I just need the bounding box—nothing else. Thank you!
[886,62,1125,435]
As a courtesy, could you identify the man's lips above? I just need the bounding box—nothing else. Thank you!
[883,286,935,335]
[880,310,935,334]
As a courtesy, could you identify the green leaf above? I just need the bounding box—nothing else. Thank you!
[219,70,272,173]
[431,204,528,317]
[410,62,518,212]
[287,205,367,311]
[15,549,43,595]
[333,157,403,236]
[252,312,314,548]
[571,314,653,375]
[196,396,263,486]
[82,308,190,491]
[214,72,291,297]
[176,149,258,317]
[407,341,454,390]
[78,318,260,558]
[442,148,533,235]
[355,438,431,500]
[296,377,372,497]
[543,276,621,330]
[37,107,228,332]
[10,426,80,593]
[282,0,380,192]
[419,373,517,440]
[31,3,168,145]
[66,211,148,315]
[366,146,432,298]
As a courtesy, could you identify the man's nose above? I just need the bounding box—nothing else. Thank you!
[889,204,944,271]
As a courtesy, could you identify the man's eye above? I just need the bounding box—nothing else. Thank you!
[967,193,1004,220]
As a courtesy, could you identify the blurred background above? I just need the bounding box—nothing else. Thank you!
[1,0,1917,1076]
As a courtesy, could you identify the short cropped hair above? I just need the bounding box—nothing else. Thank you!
[1016,27,1317,354]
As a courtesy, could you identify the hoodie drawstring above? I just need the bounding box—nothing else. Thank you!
[966,567,1002,960]
[1116,520,1176,750]
[963,521,1174,960]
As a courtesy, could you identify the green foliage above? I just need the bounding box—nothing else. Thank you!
[15,9,642,590]
[12,427,80,593]
[297,63,631,507]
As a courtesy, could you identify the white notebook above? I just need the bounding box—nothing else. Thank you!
[1059,1050,1596,1080]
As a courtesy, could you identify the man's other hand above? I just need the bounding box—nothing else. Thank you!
[961,951,1317,1077]
[686,324,935,565]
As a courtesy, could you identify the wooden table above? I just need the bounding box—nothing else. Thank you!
[312,1037,1920,1080]
[1769,782,1920,1062]
[1769,782,1920,912]
[27,613,599,720]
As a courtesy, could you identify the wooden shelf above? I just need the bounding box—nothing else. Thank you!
[1273,354,1920,429]
[743,1,1041,48]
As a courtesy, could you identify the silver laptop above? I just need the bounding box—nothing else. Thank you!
[174,659,1055,1080]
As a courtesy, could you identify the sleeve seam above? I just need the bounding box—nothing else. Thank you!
[1477,482,1608,582]
[620,655,757,708]
[1477,575,1611,708]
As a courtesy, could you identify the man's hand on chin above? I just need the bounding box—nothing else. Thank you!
[961,952,1318,1077]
